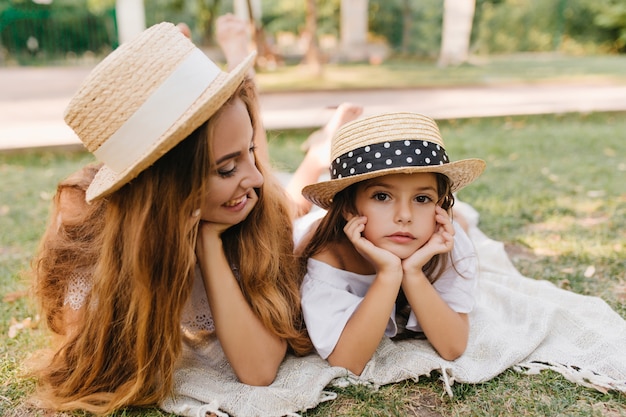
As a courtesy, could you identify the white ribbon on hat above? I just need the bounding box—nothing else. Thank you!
[93,48,221,173]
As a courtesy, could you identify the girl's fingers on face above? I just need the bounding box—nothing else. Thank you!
[345,215,366,228]
[435,211,455,235]
[343,216,360,236]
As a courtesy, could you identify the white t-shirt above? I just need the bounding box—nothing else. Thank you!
[300,221,478,359]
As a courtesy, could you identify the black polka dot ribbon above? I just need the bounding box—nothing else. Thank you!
[331,140,449,179]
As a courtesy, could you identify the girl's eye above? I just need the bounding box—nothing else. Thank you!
[373,192,389,202]
[415,195,433,203]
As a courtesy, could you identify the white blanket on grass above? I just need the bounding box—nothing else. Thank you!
[161,203,626,417]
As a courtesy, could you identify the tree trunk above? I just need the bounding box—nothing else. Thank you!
[302,0,323,76]
[244,0,278,68]
[115,0,146,44]
[438,0,475,67]
[401,0,412,54]
[340,0,368,62]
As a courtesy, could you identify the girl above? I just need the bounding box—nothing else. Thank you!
[299,112,486,375]
[30,22,327,414]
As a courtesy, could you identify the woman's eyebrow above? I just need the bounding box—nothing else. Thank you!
[215,151,241,165]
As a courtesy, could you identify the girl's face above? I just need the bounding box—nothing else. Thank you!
[200,97,264,225]
[353,172,439,260]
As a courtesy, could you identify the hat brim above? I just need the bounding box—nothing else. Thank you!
[302,158,486,210]
[85,52,256,202]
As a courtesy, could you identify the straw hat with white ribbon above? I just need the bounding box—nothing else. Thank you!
[64,22,256,202]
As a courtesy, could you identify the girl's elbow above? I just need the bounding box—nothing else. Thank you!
[438,339,468,361]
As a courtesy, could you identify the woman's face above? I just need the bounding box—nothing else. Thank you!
[200,97,264,226]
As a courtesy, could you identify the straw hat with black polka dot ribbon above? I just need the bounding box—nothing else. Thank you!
[302,112,486,210]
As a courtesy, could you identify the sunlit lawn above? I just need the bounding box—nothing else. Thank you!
[256,54,626,92]
[1,112,625,416]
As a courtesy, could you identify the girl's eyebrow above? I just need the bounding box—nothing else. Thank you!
[415,186,438,194]
[364,181,438,194]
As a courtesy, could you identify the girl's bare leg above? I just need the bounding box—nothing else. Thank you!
[286,103,363,216]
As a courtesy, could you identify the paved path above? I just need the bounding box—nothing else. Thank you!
[1,66,626,152]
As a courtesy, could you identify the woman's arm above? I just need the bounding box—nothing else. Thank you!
[196,222,286,385]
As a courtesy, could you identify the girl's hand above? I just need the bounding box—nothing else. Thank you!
[402,206,455,274]
[344,215,401,273]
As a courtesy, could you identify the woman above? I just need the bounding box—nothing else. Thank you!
[30,22,318,414]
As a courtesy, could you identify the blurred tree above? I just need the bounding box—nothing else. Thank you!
[593,0,626,52]
[368,0,402,49]
[340,0,368,61]
[438,0,475,66]
[472,0,622,54]
[0,0,116,64]
[400,0,412,54]
[196,0,221,44]
[244,0,278,68]
[368,0,442,57]
[302,0,322,75]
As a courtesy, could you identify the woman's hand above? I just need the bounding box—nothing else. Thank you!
[194,219,228,261]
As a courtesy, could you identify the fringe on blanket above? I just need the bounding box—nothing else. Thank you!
[440,366,455,397]
[514,361,626,394]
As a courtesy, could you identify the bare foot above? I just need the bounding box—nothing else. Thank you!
[216,13,252,72]
[303,103,363,170]
[176,22,192,39]
[323,102,363,138]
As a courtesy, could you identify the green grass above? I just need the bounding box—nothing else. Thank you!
[256,54,626,92]
[1,112,625,416]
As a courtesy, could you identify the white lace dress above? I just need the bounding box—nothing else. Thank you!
[64,263,216,337]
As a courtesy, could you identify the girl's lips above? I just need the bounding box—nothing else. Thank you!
[387,232,415,243]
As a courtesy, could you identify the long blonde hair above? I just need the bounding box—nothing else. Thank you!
[31,79,311,415]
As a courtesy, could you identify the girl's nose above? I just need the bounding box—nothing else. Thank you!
[394,201,412,224]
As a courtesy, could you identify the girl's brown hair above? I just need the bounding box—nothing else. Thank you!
[30,78,311,415]
[299,173,455,283]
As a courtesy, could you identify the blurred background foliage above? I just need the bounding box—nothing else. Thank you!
[0,0,625,65]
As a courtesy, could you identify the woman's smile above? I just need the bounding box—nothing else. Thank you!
[223,192,251,210]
